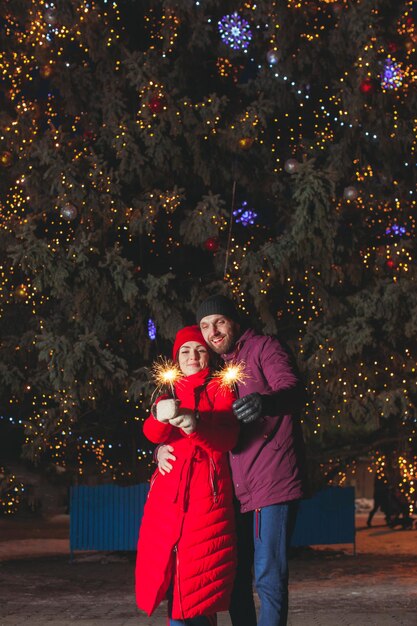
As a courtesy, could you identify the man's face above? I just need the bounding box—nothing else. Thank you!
[199,314,240,355]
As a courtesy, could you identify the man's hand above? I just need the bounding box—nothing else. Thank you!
[155,399,179,423]
[169,410,197,435]
[232,392,263,423]
[157,444,176,475]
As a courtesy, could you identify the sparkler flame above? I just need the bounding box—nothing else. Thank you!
[151,357,183,396]
[215,361,247,391]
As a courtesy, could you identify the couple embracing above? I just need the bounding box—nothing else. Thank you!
[136,295,306,626]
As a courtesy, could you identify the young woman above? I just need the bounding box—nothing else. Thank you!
[135,325,239,626]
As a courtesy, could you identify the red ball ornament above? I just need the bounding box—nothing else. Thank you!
[331,3,344,17]
[204,237,220,253]
[148,95,166,114]
[387,41,399,53]
[386,258,396,269]
[359,78,375,94]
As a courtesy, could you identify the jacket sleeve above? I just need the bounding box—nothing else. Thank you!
[258,336,306,416]
[187,383,239,452]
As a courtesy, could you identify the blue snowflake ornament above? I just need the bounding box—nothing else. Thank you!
[218,13,252,51]
[233,201,258,226]
[381,58,403,90]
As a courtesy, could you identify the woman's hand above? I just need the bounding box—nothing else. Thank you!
[157,445,176,475]
[169,410,197,435]
[154,399,179,423]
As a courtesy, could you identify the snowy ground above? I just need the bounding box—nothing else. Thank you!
[0,509,416,625]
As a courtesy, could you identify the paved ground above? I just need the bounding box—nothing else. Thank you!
[0,513,416,625]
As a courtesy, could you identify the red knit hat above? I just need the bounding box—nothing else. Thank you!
[172,325,208,360]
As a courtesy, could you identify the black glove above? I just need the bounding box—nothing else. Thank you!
[232,392,263,423]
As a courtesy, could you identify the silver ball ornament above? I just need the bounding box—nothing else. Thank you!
[284,158,299,174]
[44,8,57,25]
[60,203,78,221]
[266,49,279,66]
[343,186,359,201]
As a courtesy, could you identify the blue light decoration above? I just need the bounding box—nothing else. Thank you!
[233,201,258,226]
[385,224,407,237]
[148,318,157,340]
[381,58,403,90]
[218,12,252,51]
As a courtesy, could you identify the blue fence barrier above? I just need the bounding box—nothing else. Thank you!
[291,486,355,548]
[70,483,149,552]
[70,484,355,556]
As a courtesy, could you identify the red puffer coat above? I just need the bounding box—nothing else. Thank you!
[135,367,238,620]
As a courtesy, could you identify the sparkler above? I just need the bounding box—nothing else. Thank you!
[151,357,183,397]
[215,361,247,393]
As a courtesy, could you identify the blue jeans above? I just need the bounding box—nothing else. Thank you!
[229,502,298,626]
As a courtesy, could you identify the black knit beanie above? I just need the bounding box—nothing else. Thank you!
[196,295,241,325]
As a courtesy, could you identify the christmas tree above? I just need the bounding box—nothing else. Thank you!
[0,0,416,513]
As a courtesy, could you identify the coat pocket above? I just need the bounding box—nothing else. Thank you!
[271,428,289,450]
[148,469,161,497]
[272,434,298,475]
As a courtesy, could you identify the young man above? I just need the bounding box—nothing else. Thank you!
[159,295,306,626]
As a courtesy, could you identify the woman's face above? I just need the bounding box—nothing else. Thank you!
[178,341,209,376]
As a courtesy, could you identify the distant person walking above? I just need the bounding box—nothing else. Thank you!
[367,474,392,527]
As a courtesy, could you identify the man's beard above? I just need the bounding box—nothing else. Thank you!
[208,335,235,355]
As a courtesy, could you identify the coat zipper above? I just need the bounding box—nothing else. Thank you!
[210,457,218,503]
[174,544,184,617]
[148,471,159,497]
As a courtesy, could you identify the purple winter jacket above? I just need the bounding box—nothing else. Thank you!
[223,328,306,512]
